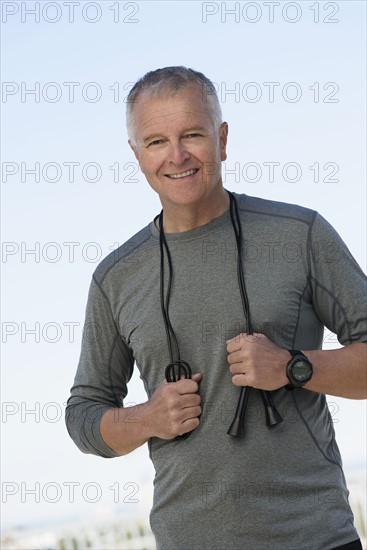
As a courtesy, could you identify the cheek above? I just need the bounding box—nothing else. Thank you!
[139,158,159,179]
[197,145,223,175]
[194,142,221,162]
[138,161,165,191]
[140,151,166,174]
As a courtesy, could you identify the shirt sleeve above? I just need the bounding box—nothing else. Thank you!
[309,212,367,346]
[65,275,134,458]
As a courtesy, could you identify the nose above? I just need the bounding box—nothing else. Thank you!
[169,140,190,166]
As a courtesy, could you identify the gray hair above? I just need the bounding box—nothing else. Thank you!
[126,66,222,143]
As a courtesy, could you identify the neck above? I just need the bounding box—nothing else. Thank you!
[159,188,230,233]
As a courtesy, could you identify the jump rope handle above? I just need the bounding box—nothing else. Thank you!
[261,390,283,426]
[227,387,283,438]
[165,361,194,441]
[227,387,251,437]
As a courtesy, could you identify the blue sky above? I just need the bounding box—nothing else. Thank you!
[1,0,366,531]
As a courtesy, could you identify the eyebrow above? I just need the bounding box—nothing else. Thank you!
[143,126,208,144]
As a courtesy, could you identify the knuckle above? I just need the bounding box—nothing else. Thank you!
[232,375,240,386]
[247,374,256,386]
[163,384,174,396]
[230,364,240,374]
[167,394,179,409]
[192,418,200,429]
[184,418,199,433]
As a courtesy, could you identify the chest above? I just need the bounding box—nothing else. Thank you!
[116,234,312,392]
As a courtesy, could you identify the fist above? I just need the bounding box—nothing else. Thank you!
[146,373,202,439]
[226,333,289,391]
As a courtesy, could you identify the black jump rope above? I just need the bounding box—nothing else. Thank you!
[156,191,283,440]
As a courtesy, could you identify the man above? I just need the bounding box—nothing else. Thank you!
[66,66,366,549]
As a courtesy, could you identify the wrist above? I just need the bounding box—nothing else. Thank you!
[278,349,292,386]
[285,350,313,390]
[138,401,156,439]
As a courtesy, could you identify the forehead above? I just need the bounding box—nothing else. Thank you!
[131,85,215,139]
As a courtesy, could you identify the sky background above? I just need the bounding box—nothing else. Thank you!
[1,0,366,533]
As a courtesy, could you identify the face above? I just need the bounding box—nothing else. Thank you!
[129,84,228,211]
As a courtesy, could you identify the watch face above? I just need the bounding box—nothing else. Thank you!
[292,359,311,382]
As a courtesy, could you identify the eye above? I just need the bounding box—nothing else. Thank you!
[185,133,201,139]
[147,139,164,147]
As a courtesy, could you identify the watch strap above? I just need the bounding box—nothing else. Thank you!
[288,349,306,359]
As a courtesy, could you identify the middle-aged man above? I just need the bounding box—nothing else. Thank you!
[66,66,367,550]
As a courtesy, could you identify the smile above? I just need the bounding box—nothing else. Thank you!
[166,169,199,179]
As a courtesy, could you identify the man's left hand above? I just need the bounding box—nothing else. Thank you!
[226,333,290,391]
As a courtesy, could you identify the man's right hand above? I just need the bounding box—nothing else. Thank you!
[100,373,202,455]
[144,373,202,439]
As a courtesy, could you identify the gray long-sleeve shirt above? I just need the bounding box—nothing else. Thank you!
[66,193,366,549]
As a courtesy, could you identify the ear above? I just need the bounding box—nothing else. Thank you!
[219,122,228,162]
[129,139,140,162]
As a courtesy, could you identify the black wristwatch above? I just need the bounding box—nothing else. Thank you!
[285,350,313,390]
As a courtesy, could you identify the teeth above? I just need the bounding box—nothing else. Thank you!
[168,169,197,179]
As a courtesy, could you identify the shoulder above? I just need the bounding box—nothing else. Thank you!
[234,192,317,226]
[93,223,154,285]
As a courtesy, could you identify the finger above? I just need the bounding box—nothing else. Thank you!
[227,350,244,365]
[226,333,248,352]
[181,405,202,422]
[229,362,246,375]
[175,378,201,394]
[231,373,249,387]
[181,393,201,408]
[179,416,200,435]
